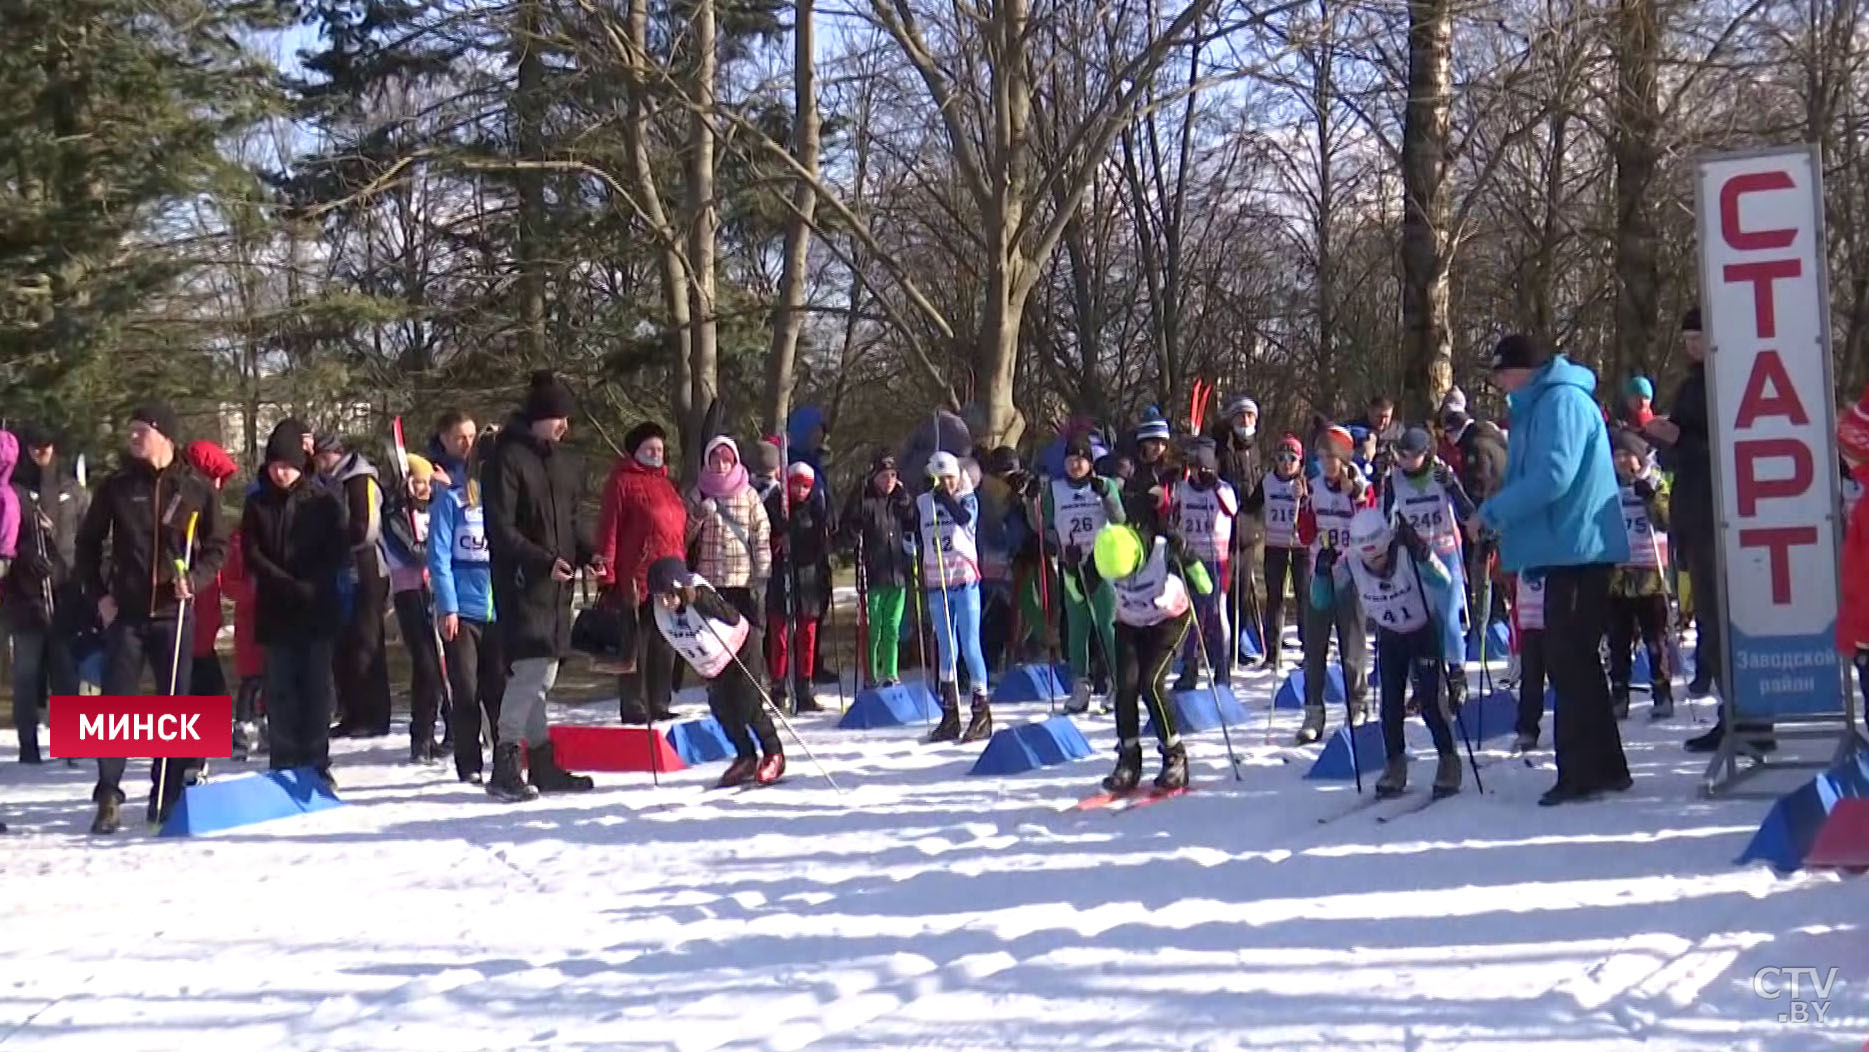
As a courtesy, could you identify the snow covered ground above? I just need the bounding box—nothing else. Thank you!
[2,652,1865,1052]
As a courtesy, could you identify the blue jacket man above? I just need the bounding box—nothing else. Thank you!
[1475,333,1631,807]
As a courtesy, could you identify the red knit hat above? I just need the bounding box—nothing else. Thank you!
[1840,384,1869,466]
[1277,433,1303,458]
[185,440,238,484]
[1322,426,1354,456]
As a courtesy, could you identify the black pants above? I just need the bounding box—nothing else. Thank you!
[93,614,195,807]
[1545,565,1630,790]
[1516,629,1548,737]
[11,626,77,762]
[708,620,780,761]
[334,572,392,734]
[444,617,506,777]
[393,589,445,746]
[1377,623,1455,758]
[1609,593,1671,700]
[1678,536,1723,689]
[1113,611,1192,754]
[1302,587,1369,711]
[980,583,1015,675]
[191,653,227,698]
[620,599,676,721]
[1262,545,1310,652]
[266,640,336,771]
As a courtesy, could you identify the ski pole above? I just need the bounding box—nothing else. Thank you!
[1032,488,1059,714]
[697,615,842,791]
[1170,551,1243,778]
[910,555,934,726]
[1649,522,1693,723]
[155,511,200,827]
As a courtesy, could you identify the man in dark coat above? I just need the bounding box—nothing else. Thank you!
[1438,393,1510,624]
[73,404,228,833]
[3,426,88,765]
[482,371,603,802]
[1210,395,1263,665]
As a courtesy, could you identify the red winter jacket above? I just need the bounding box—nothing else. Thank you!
[221,527,264,679]
[1839,463,1869,654]
[597,457,688,600]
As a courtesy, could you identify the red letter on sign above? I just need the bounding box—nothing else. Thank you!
[1720,170,1799,251]
[1739,526,1818,604]
[1723,259,1801,339]
[1734,438,1814,516]
[1734,351,1812,428]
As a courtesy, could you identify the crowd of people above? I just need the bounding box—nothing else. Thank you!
[6,306,1868,834]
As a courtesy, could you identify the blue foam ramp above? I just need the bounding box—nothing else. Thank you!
[1634,648,1651,686]
[1237,623,1264,663]
[838,683,941,729]
[1304,720,1390,780]
[969,716,1094,775]
[1274,666,1345,710]
[664,717,736,764]
[1455,690,1519,743]
[1148,687,1250,737]
[1736,743,1869,871]
[992,663,1071,703]
[158,767,341,837]
[1466,620,1512,662]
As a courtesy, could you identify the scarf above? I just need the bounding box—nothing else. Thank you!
[697,436,749,500]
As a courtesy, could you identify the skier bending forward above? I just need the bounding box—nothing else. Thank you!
[647,556,786,788]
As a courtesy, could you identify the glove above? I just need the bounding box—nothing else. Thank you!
[1185,560,1214,596]
[1632,479,1657,501]
[1090,477,1110,499]
[1063,543,1084,568]
[1315,547,1340,571]
[697,498,719,519]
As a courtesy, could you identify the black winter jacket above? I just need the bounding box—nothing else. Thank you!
[241,476,348,644]
[765,480,834,620]
[1659,365,1715,546]
[3,461,88,632]
[484,417,595,661]
[73,457,227,624]
[837,481,918,589]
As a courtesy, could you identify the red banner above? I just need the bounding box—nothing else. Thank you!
[48,696,233,759]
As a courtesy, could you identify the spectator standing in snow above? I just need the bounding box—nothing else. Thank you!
[1619,378,1656,430]
[596,421,687,725]
[483,371,601,802]
[1211,396,1264,671]
[313,433,394,738]
[385,453,446,764]
[427,409,477,485]
[4,426,87,766]
[838,454,919,687]
[242,422,347,784]
[765,461,833,713]
[1834,385,1869,705]
[74,404,228,832]
[1473,334,1631,805]
[429,433,504,784]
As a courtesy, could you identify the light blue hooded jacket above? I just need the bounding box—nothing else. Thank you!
[1477,355,1630,573]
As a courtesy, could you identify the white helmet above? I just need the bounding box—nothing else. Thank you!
[1349,507,1394,561]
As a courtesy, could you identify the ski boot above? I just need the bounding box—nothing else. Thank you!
[1375,757,1408,799]
[1173,668,1199,694]
[487,742,540,802]
[1649,687,1675,720]
[793,681,826,714]
[90,796,122,835]
[925,682,962,743]
[1445,667,1467,711]
[1511,730,1539,754]
[959,692,994,743]
[1063,680,1092,715]
[1294,705,1326,745]
[1432,751,1462,798]
[1155,742,1189,792]
[718,755,758,789]
[528,742,595,793]
[1612,690,1631,721]
[1103,742,1144,794]
[756,751,787,785]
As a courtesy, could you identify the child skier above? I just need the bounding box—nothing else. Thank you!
[919,452,992,742]
[837,454,918,687]
[1608,431,1673,719]
[1172,437,1238,691]
[1294,425,1372,744]
[1244,433,1309,669]
[1038,435,1124,714]
[1087,508,1211,793]
[385,453,448,763]
[765,460,833,714]
[1338,508,1462,799]
[647,556,785,787]
[1380,426,1476,706]
[428,435,505,784]
[1511,571,1548,751]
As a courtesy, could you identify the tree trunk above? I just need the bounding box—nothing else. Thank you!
[1528,109,1568,337]
[514,0,548,363]
[763,0,820,436]
[978,0,1032,448]
[1400,0,1455,419]
[1611,0,1660,382]
[621,0,692,439]
[1312,10,1338,404]
[682,0,720,476]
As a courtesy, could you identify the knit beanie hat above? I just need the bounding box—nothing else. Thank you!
[1490,333,1552,371]
[1134,410,1171,444]
[522,370,576,422]
[405,453,435,483]
[1439,387,1467,414]
[264,426,307,469]
[1188,437,1219,472]
[753,437,783,475]
[624,421,667,455]
[1681,306,1702,333]
[131,403,181,441]
[646,556,690,597]
[1626,376,1655,400]
[1277,433,1303,458]
[1612,429,1652,460]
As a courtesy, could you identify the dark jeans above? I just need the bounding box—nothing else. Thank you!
[393,589,445,746]
[1302,587,1369,711]
[619,599,675,722]
[1678,536,1723,689]
[334,572,392,733]
[1113,612,1192,753]
[444,618,506,777]
[1516,629,1548,737]
[1377,622,1454,759]
[1262,545,1311,654]
[191,653,227,698]
[93,614,196,807]
[266,640,336,771]
[1609,593,1670,700]
[1545,565,1630,790]
[11,626,78,762]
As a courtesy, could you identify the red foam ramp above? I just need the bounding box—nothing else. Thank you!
[546,725,687,773]
[1804,798,1869,870]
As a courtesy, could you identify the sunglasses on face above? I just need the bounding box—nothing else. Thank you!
[1275,452,1299,463]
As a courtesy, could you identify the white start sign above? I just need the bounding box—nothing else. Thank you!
[1694,144,1845,719]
